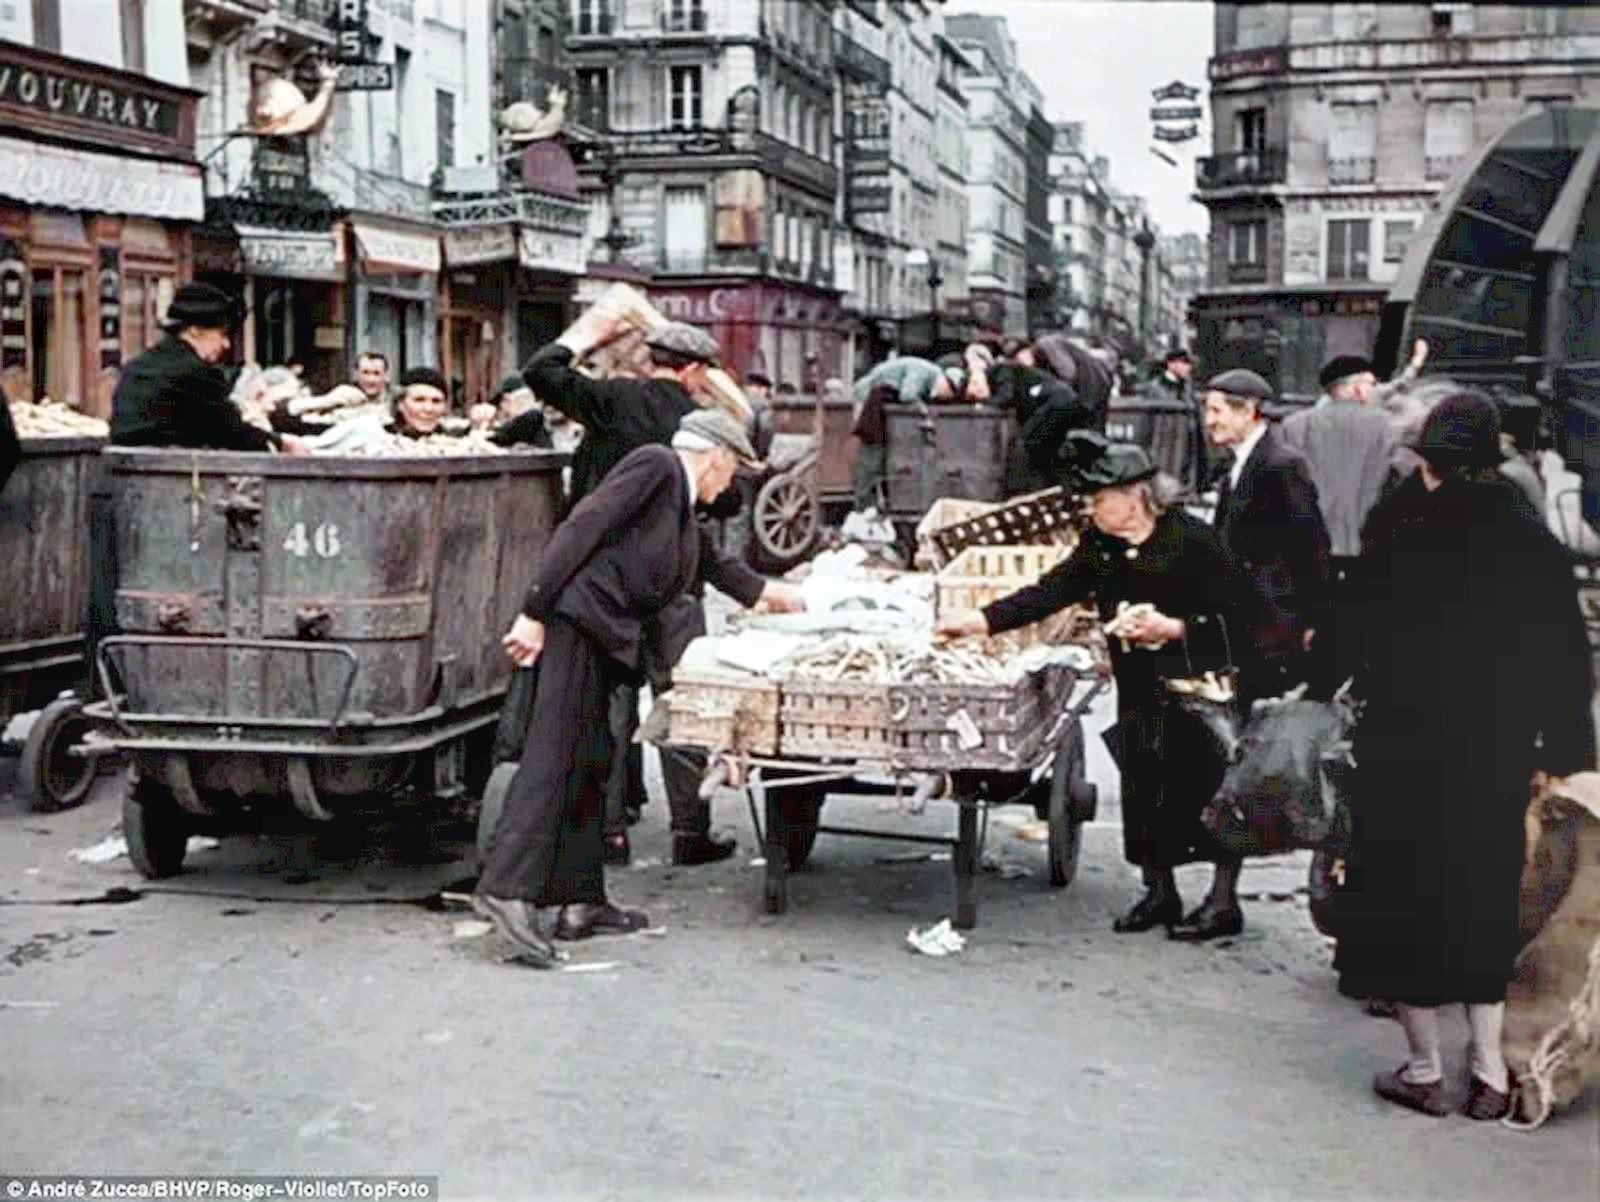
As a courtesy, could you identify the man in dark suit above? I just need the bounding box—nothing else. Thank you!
[473,410,777,966]
[111,283,307,454]
[1166,367,1330,943]
[0,385,19,495]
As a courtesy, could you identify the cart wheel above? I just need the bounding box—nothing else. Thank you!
[777,785,825,870]
[1047,721,1093,889]
[19,696,96,813]
[753,472,820,569]
[475,761,520,868]
[123,774,190,880]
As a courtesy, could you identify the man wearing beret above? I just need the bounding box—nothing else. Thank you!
[1185,367,1329,941]
[511,316,802,867]
[111,283,308,455]
[475,410,778,965]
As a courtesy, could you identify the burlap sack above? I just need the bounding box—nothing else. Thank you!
[1505,772,1600,1129]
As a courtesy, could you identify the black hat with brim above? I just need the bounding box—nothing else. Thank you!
[162,282,241,330]
[1060,430,1157,492]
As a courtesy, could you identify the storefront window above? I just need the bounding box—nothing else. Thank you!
[123,273,172,357]
[30,266,89,408]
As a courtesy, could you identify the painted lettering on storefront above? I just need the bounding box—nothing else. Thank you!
[0,61,176,136]
[650,288,756,324]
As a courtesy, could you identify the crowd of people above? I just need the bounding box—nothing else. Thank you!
[60,280,1596,1120]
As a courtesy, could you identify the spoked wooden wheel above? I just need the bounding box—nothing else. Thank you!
[753,471,820,568]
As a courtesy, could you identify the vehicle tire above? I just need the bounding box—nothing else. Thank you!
[123,773,189,880]
[475,761,520,869]
[19,696,96,813]
[1047,722,1092,889]
[753,471,820,570]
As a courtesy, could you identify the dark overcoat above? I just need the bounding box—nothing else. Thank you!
[110,336,274,451]
[985,509,1242,868]
[1332,473,1595,1006]
[0,393,19,494]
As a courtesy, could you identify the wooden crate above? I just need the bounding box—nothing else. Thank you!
[667,672,780,755]
[777,670,1061,772]
[935,542,1092,654]
[925,487,1082,565]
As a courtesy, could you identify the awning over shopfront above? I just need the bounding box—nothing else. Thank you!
[353,220,441,274]
[0,135,203,221]
[236,224,344,281]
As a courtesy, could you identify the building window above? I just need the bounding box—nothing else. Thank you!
[668,65,702,130]
[1328,102,1377,184]
[663,186,707,270]
[1424,99,1473,182]
[435,89,456,170]
[120,0,146,73]
[1431,3,1473,36]
[1229,218,1265,268]
[1330,3,1377,40]
[1383,219,1416,263]
[1327,218,1371,281]
[664,0,706,33]
[573,0,613,36]
[30,266,89,409]
[1235,107,1266,155]
[31,0,60,50]
[574,67,610,131]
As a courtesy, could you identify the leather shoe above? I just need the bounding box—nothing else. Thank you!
[1112,887,1183,933]
[554,901,650,941]
[673,831,737,866]
[603,831,631,865]
[471,893,557,967]
[1373,1068,1452,1117]
[1462,1076,1512,1121]
[1167,904,1244,942]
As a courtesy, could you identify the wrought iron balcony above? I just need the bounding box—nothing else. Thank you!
[1194,147,1286,189]
[432,189,587,236]
[1328,156,1376,185]
[838,34,891,87]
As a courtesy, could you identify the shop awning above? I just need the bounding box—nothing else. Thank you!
[0,135,202,222]
[236,224,343,282]
[443,224,516,266]
[353,220,441,274]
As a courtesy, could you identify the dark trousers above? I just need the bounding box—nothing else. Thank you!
[605,595,712,836]
[478,618,616,905]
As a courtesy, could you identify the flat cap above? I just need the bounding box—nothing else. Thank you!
[400,366,449,394]
[1411,392,1502,468]
[494,373,528,399]
[1206,368,1274,402]
[675,407,762,468]
[1060,430,1157,492]
[1319,354,1374,389]
[646,321,722,366]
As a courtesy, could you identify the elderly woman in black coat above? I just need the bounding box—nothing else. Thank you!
[1326,393,1594,1120]
[937,433,1245,933]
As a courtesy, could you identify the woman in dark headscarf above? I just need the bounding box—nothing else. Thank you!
[1327,392,1594,1119]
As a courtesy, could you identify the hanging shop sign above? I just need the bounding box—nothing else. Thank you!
[444,225,517,266]
[844,74,891,217]
[334,0,394,92]
[1149,105,1203,122]
[0,134,203,220]
[0,238,25,373]
[1153,123,1200,143]
[518,225,585,276]
[1151,80,1202,103]
[97,246,121,370]
[354,220,441,274]
[253,138,310,197]
[237,225,343,281]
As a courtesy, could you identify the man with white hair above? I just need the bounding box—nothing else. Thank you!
[475,410,785,964]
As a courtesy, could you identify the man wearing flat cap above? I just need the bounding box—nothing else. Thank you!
[1180,367,1329,942]
[475,409,777,965]
[507,314,802,868]
[111,283,307,454]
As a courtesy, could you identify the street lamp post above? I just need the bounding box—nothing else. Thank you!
[906,247,944,354]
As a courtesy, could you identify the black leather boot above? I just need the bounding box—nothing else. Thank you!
[672,830,737,866]
[1113,875,1183,933]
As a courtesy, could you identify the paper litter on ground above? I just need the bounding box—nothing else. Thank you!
[70,834,219,865]
[452,919,493,939]
[906,918,967,957]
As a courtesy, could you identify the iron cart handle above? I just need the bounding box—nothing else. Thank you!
[94,635,361,737]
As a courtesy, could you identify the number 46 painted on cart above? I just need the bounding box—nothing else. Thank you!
[282,521,342,559]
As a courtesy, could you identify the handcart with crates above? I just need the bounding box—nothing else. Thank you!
[669,486,1107,929]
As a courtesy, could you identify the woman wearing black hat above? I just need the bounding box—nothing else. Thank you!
[111,283,307,454]
[937,433,1245,934]
[1324,391,1594,1119]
